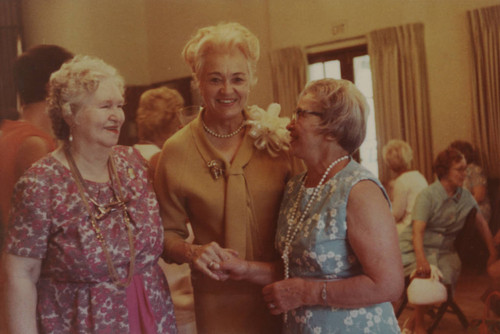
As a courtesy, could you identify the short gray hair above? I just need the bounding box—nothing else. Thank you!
[47,55,124,140]
[299,78,369,154]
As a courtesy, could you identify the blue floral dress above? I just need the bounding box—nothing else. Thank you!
[276,160,400,334]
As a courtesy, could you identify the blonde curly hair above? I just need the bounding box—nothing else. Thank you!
[382,139,413,173]
[47,55,124,140]
[136,86,184,146]
[182,22,260,87]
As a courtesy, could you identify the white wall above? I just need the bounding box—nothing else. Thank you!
[22,0,150,85]
[21,0,273,107]
[266,0,500,156]
[21,0,500,157]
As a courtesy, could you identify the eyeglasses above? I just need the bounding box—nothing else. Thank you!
[292,108,322,121]
[451,167,467,173]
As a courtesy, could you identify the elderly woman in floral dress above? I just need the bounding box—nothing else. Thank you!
[219,78,404,333]
[154,22,300,334]
[2,55,177,333]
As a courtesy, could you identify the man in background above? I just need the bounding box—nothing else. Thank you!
[0,45,73,245]
[0,44,73,334]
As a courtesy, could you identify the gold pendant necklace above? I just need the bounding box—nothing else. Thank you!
[64,145,136,287]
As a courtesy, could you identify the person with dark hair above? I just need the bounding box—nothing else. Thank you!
[449,140,491,222]
[399,147,497,334]
[0,45,73,233]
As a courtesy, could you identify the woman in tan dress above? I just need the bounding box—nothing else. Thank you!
[154,22,299,334]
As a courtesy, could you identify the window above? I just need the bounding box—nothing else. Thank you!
[307,45,378,177]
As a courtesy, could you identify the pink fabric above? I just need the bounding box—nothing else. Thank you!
[127,275,158,334]
[6,146,177,333]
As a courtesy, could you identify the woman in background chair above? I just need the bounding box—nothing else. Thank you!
[382,139,428,235]
[2,56,177,333]
[399,147,497,334]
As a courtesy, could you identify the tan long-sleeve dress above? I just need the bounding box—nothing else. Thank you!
[154,111,299,334]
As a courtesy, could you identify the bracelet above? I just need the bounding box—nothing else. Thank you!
[321,281,328,305]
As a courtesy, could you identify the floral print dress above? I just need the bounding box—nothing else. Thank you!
[5,146,177,334]
[276,160,400,334]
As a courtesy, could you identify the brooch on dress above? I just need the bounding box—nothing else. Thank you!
[207,160,225,180]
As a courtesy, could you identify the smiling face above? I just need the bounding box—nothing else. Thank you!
[444,157,467,188]
[286,93,326,161]
[71,77,125,149]
[198,49,250,121]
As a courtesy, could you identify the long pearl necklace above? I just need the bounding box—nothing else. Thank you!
[282,155,349,279]
[281,155,348,323]
[202,118,246,138]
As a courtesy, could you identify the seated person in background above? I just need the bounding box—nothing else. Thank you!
[383,139,428,235]
[0,45,73,240]
[134,86,196,334]
[399,147,497,334]
[2,55,177,333]
[449,140,491,222]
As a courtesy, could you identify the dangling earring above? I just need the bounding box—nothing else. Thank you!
[69,124,75,143]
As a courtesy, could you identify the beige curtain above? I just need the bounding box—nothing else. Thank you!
[367,23,433,184]
[0,0,21,122]
[269,46,307,118]
[468,5,500,178]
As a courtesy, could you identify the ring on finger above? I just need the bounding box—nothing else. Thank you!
[269,303,276,309]
[208,261,216,269]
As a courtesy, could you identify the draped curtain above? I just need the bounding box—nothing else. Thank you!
[0,0,21,122]
[468,5,500,178]
[269,46,307,118]
[367,23,433,184]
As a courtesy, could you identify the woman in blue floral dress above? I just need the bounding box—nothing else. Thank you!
[220,78,403,333]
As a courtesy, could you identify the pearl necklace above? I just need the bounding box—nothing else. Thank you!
[202,118,246,138]
[281,155,349,279]
[281,155,348,323]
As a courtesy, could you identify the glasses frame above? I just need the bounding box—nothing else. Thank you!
[451,166,467,173]
[292,108,323,121]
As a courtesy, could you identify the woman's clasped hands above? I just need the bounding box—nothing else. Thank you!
[219,257,313,315]
[189,241,238,281]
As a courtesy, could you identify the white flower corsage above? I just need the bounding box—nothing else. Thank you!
[245,103,291,157]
